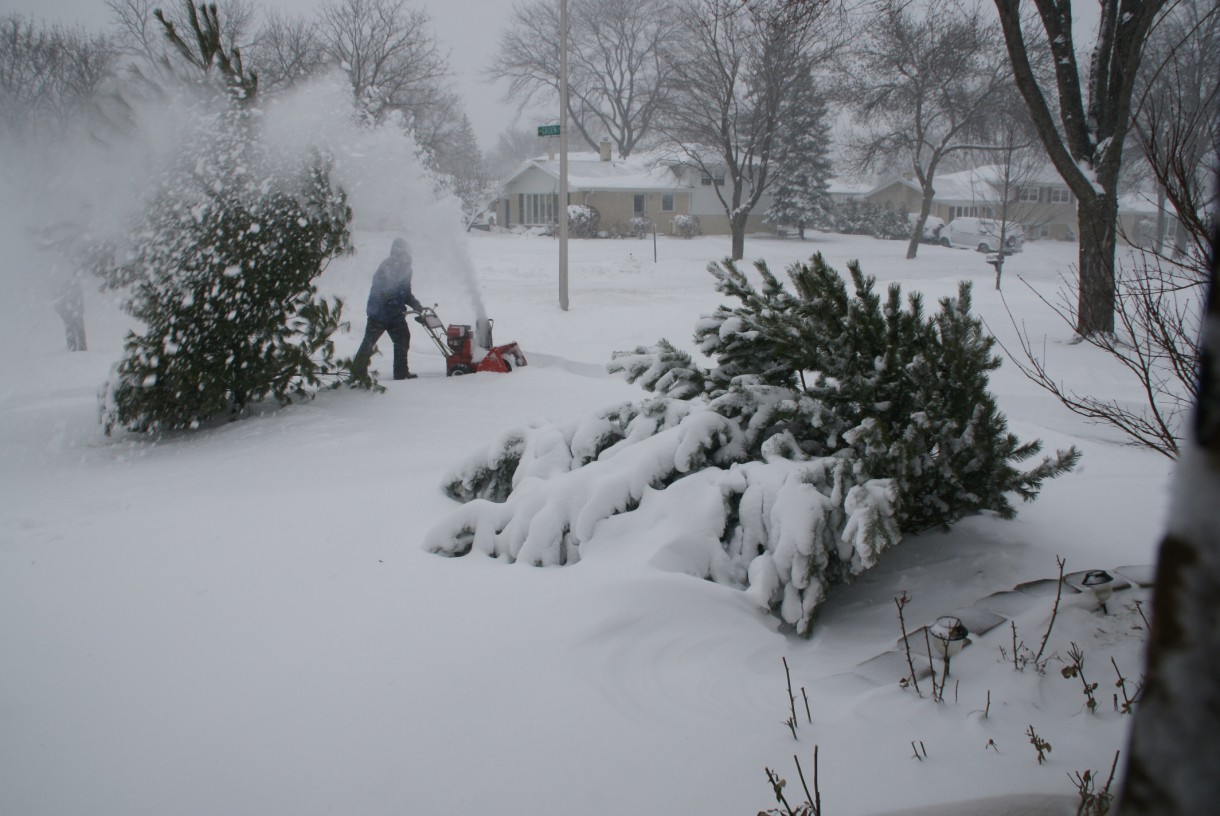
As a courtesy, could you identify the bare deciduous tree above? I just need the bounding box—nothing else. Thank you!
[315,0,450,127]
[843,0,1012,260]
[964,95,1049,289]
[0,14,117,134]
[487,0,679,158]
[1131,0,1219,260]
[659,0,845,260]
[998,1,1215,459]
[993,0,1168,336]
[487,125,555,176]
[245,9,326,94]
[1,14,118,354]
[1002,250,1202,459]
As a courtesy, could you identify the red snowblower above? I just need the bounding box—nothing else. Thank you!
[413,306,528,376]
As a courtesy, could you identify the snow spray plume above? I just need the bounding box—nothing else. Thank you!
[0,68,488,361]
[259,72,488,323]
[0,70,179,357]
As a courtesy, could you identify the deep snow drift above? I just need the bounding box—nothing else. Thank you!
[1,223,1171,815]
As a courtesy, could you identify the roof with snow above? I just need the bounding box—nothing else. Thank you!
[865,165,1073,203]
[503,151,690,193]
[1117,191,1164,215]
[827,177,874,196]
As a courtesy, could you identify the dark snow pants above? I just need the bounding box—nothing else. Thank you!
[352,315,412,379]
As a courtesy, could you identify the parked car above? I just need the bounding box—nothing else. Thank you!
[941,217,1024,254]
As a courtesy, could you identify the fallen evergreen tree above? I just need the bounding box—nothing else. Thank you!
[426,254,1079,634]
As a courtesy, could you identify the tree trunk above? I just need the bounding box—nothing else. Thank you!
[1116,224,1220,816]
[907,186,936,260]
[730,214,747,260]
[1155,185,1169,251]
[1075,193,1119,336]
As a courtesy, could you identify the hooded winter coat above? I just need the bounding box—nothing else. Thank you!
[366,238,423,323]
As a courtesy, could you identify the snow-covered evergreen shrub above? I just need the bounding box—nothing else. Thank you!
[831,199,909,240]
[98,109,353,433]
[870,201,911,240]
[567,204,600,238]
[629,216,652,238]
[671,214,702,238]
[425,254,1077,634]
[686,255,1080,531]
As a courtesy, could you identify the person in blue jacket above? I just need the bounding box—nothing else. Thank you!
[351,237,425,380]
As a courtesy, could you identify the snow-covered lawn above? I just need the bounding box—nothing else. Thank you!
[1,228,1170,815]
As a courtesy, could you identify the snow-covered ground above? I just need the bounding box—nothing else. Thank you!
[1,228,1171,815]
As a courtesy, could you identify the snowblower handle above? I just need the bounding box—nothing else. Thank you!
[412,307,447,332]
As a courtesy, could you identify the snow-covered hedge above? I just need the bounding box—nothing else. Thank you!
[567,204,600,238]
[671,214,702,238]
[426,254,1078,634]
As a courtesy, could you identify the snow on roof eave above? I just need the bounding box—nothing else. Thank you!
[502,156,691,193]
[863,175,923,198]
[1118,191,1168,215]
[497,159,551,191]
[826,178,874,195]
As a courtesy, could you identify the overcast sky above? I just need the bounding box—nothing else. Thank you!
[5,0,1107,154]
[2,0,541,151]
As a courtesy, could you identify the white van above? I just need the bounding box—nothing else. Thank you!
[942,217,1024,254]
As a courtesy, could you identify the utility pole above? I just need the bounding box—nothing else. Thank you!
[558,0,570,311]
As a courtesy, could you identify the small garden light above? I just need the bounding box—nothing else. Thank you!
[929,615,970,679]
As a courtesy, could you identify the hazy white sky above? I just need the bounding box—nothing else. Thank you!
[3,0,1108,152]
[1,0,543,150]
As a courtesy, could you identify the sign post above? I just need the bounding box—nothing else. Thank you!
[557,0,570,311]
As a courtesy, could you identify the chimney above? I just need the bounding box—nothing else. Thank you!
[599,138,612,162]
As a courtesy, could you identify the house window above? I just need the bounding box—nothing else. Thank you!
[522,193,556,225]
[954,205,978,218]
[633,194,646,215]
[1050,188,1072,204]
[1018,187,1040,202]
[701,176,713,186]
[661,194,675,212]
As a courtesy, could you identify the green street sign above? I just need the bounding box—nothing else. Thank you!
[537,124,561,137]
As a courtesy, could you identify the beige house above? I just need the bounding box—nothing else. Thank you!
[496,143,774,237]
[862,166,1081,241]
[854,164,1177,246]
[1116,191,1182,248]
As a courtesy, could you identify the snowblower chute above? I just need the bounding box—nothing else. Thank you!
[413,307,527,376]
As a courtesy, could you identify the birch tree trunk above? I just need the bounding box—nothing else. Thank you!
[1117,223,1220,814]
